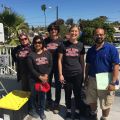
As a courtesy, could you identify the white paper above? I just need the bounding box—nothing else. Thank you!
[96,72,112,90]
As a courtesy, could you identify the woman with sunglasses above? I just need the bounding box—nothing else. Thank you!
[11,33,31,91]
[44,24,63,114]
[27,35,52,120]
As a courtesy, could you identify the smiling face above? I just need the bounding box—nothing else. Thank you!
[33,39,43,52]
[19,35,29,46]
[94,28,106,44]
[69,26,80,41]
[47,24,60,39]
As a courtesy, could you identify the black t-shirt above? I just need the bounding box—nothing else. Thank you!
[27,50,52,81]
[58,41,85,77]
[11,45,32,81]
[44,37,63,68]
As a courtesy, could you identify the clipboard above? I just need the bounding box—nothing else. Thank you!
[96,72,112,90]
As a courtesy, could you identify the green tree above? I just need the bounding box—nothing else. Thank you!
[78,16,115,45]
[65,18,74,26]
[110,21,120,27]
[41,4,47,29]
[0,8,29,44]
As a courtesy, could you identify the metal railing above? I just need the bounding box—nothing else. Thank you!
[0,45,120,75]
[0,45,16,75]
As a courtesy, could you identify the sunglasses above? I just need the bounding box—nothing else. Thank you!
[34,41,42,44]
[20,38,28,41]
[50,28,57,31]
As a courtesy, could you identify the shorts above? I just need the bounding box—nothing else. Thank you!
[85,76,115,110]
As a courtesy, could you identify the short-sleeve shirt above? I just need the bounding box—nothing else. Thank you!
[44,37,63,68]
[86,42,119,77]
[58,40,85,77]
[27,50,52,81]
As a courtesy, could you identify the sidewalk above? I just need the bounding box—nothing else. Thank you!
[0,76,119,120]
[24,88,120,120]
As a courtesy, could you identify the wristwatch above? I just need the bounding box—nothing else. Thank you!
[110,81,116,86]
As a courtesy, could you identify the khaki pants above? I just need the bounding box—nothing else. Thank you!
[85,76,115,110]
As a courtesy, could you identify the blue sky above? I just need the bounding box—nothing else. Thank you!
[0,0,120,27]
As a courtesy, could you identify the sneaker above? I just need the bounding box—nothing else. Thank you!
[28,110,39,118]
[53,103,60,114]
[65,112,72,120]
[74,112,80,120]
[40,113,46,120]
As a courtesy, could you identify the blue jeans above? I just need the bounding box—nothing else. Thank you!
[29,78,46,114]
[47,68,61,104]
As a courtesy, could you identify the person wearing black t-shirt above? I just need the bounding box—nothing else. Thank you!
[11,33,32,91]
[58,24,85,120]
[44,24,63,114]
[27,36,52,119]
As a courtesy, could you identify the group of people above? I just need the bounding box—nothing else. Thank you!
[11,24,119,120]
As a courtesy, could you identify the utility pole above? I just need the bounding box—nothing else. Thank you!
[56,6,58,20]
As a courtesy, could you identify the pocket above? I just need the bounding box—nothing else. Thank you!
[105,92,114,106]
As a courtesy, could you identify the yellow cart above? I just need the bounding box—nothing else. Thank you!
[0,90,30,120]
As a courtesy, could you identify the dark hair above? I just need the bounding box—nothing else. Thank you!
[32,35,44,49]
[93,27,106,35]
[47,24,60,33]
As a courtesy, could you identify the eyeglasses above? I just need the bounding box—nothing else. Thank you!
[34,41,42,44]
[50,28,57,31]
[20,38,28,41]
[95,34,104,37]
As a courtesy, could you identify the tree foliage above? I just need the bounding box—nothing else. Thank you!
[65,18,74,26]
[0,8,29,44]
[41,4,46,13]
[78,16,115,45]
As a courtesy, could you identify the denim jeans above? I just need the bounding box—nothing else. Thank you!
[29,78,46,114]
[37,92,46,114]
[47,68,61,104]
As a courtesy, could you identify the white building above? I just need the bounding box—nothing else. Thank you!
[114,27,120,41]
[0,23,5,43]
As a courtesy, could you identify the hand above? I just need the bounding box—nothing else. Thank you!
[39,75,48,83]
[107,84,115,91]
[43,47,47,51]
[84,78,88,88]
[59,74,65,84]
[44,74,48,78]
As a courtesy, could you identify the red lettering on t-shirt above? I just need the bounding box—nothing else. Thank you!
[66,48,79,56]
[35,57,48,65]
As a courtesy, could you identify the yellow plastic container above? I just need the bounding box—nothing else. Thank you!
[0,90,31,110]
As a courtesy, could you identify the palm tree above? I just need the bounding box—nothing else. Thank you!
[0,8,29,44]
[41,4,47,30]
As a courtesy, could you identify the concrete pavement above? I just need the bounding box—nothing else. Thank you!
[24,88,120,120]
[0,75,120,120]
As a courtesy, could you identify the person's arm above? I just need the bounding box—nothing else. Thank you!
[80,43,85,79]
[11,47,19,63]
[108,63,119,91]
[80,54,85,78]
[27,55,48,82]
[108,47,119,91]
[112,63,119,83]
[46,52,53,75]
[58,53,65,83]
[84,63,90,86]
[27,55,40,79]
